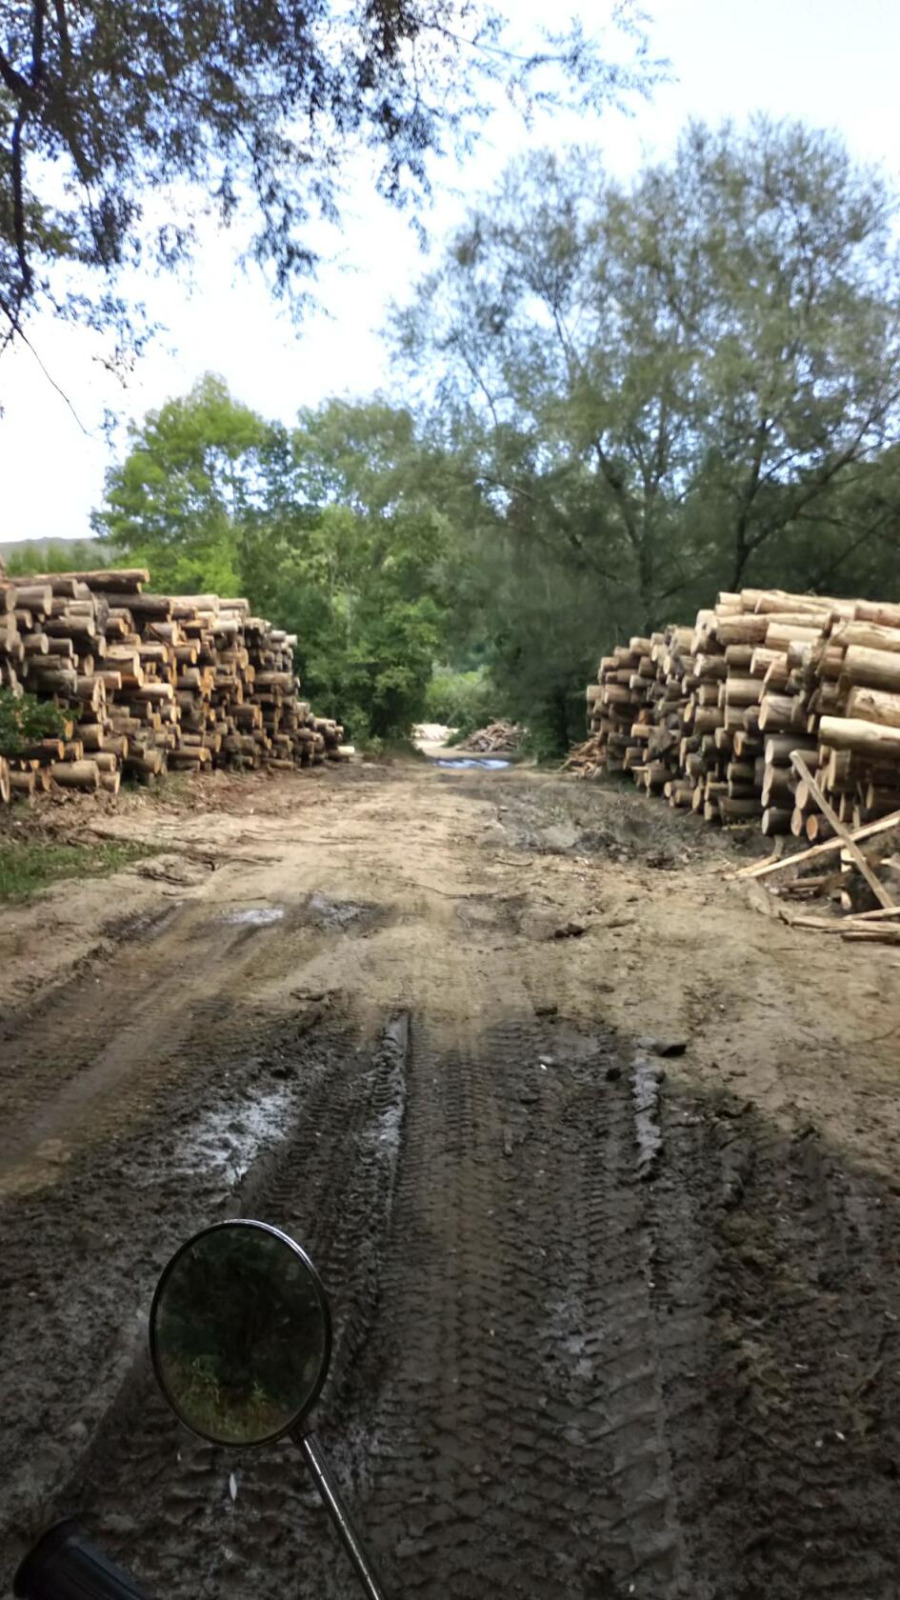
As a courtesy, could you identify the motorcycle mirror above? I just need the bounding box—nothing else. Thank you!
[149,1219,332,1447]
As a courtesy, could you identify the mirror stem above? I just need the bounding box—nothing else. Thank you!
[295,1428,389,1600]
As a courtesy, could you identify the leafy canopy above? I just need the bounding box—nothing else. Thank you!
[92,374,278,594]
[92,378,456,741]
[75,116,900,761]
[392,116,900,745]
[0,0,659,359]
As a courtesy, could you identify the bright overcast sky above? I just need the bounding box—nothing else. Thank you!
[2,0,899,545]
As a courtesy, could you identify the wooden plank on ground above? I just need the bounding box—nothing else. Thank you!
[790,754,895,912]
[735,807,900,880]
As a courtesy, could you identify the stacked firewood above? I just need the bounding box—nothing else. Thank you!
[0,568,345,802]
[571,587,900,844]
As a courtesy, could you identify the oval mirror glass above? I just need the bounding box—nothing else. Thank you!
[150,1220,331,1447]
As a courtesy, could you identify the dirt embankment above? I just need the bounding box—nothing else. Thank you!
[2,761,900,1598]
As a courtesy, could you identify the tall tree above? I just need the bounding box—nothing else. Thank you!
[92,380,460,740]
[645,120,900,588]
[93,373,283,593]
[253,399,457,739]
[396,119,900,632]
[0,0,658,360]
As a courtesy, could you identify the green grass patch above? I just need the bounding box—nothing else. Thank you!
[0,839,157,902]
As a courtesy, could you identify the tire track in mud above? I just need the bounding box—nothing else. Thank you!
[0,904,281,1180]
[336,1021,699,1600]
[0,989,365,1580]
[0,893,383,1198]
[59,1013,709,1600]
[702,1111,900,1598]
[42,1018,900,1600]
[7,994,900,1600]
[39,1012,413,1600]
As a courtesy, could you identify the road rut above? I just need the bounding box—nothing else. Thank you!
[2,763,900,1598]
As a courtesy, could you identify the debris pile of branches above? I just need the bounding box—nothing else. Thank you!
[0,568,346,803]
[458,721,523,755]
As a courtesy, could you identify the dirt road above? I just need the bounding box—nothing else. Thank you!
[3,760,900,1599]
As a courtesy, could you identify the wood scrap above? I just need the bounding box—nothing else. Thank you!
[790,755,895,912]
[735,809,900,878]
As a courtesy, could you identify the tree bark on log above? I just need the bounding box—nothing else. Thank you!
[820,716,900,757]
[842,646,900,693]
[762,806,793,835]
[50,761,101,791]
[845,686,900,729]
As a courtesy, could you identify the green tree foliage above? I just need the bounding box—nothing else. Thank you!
[93,375,280,594]
[424,667,495,733]
[394,117,900,747]
[82,119,900,762]
[0,686,66,754]
[735,445,900,600]
[0,0,658,358]
[94,379,454,741]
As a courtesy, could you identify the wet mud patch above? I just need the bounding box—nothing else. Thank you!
[631,1047,665,1180]
[463,771,740,868]
[0,1005,366,1581]
[197,894,386,952]
[1,1012,414,1591]
[101,904,186,944]
[455,891,528,936]
[218,905,286,928]
[295,891,388,936]
[5,999,900,1600]
[168,1084,297,1185]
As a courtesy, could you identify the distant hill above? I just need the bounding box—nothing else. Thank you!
[0,535,107,572]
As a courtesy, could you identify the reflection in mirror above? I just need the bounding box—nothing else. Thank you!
[151,1221,331,1447]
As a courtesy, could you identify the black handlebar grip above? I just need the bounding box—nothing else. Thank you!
[13,1521,152,1600]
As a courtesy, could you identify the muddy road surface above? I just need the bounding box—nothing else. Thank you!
[3,761,900,1599]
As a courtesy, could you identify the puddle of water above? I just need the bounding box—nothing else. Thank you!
[433,758,511,771]
[103,906,184,943]
[367,1101,404,1161]
[361,1014,408,1194]
[219,907,286,927]
[632,1053,664,1179]
[305,892,367,929]
[174,1088,295,1180]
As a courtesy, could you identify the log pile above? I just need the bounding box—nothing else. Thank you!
[458,720,524,756]
[0,568,345,802]
[571,587,900,843]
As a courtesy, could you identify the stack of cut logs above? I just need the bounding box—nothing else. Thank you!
[0,568,345,803]
[570,587,900,842]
